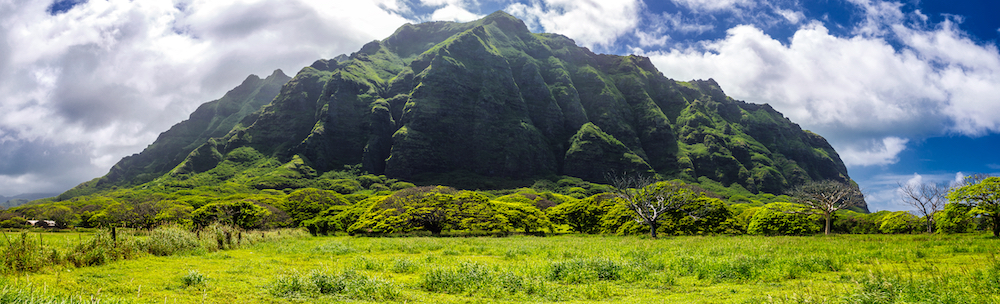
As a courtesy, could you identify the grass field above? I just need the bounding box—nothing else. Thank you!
[3,232,1000,303]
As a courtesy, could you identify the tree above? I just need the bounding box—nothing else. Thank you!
[43,205,78,229]
[281,188,347,226]
[191,200,271,230]
[879,211,919,234]
[786,180,864,235]
[349,186,467,235]
[947,175,1000,237]
[935,203,975,233]
[610,174,698,238]
[546,194,614,234]
[748,203,821,235]
[898,180,946,233]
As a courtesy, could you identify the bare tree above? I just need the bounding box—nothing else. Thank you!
[898,181,947,233]
[787,180,864,235]
[609,174,697,238]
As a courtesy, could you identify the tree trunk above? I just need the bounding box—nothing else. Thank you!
[824,214,831,235]
[992,214,999,238]
[649,222,658,239]
[926,215,933,233]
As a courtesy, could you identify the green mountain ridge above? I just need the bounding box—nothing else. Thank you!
[58,11,861,210]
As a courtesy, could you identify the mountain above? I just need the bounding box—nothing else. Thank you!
[1,193,58,209]
[60,11,857,208]
[57,70,291,200]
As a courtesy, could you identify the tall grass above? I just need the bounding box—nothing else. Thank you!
[0,279,131,304]
[1,225,308,274]
[267,269,401,301]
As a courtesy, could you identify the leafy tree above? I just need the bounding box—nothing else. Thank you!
[0,216,29,228]
[898,181,946,233]
[491,201,551,234]
[879,211,919,234]
[748,203,821,235]
[609,174,699,238]
[658,197,734,235]
[43,206,78,228]
[349,186,466,235]
[191,200,271,230]
[547,194,614,234]
[280,188,347,226]
[947,176,1000,237]
[786,180,863,235]
[935,203,974,233]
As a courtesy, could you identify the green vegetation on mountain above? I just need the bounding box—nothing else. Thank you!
[57,11,853,207]
[21,11,870,237]
[58,70,291,200]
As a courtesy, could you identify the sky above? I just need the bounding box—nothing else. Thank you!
[0,0,998,212]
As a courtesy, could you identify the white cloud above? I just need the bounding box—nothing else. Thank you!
[860,171,959,211]
[672,0,755,13]
[953,172,966,186]
[904,173,923,187]
[506,0,643,50]
[417,0,482,22]
[775,8,805,24]
[0,0,411,195]
[430,4,482,22]
[839,137,909,167]
[639,5,1000,167]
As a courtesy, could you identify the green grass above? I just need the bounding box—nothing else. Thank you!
[3,233,999,303]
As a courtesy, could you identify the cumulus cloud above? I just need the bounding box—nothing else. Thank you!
[840,137,909,167]
[904,173,923,187]
[638,2,1000,167]
[0,0,411,195]
[418,0,482,22]
[506,0,643,50]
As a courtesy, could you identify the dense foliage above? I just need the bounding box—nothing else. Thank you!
[8,168,996,237]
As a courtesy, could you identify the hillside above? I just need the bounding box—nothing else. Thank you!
[58,11,858,208]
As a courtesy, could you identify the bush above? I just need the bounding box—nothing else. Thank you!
[181,270,207,287]
[146,225,199,256]
[269,269,400,301]
[747,203,820,235]
[1,233,48,273]
[65,229,144,267]
[548,258,623,283]
[879,211,919,234]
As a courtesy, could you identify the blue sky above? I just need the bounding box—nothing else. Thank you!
[0,0,998,212]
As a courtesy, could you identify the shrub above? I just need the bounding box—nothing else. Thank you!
[391,257,420,273]
[1,232,47,273]
[268,272,309,297]
[181,270,207,287]
[65,229,144,267]
[421,262,494,293]
[548,258,623,283]
[879,211,919,234]
[747,203,820,235]
[146,225,199,256]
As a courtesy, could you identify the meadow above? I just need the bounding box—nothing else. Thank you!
[2,231,999,304]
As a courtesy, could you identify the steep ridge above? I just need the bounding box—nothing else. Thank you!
[60,11,854,205]
[58,70,291,199]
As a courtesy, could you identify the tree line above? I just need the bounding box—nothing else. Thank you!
[1,174,997,237]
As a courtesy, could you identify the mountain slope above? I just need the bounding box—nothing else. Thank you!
[58,70,291,200]
[60,11,857,208]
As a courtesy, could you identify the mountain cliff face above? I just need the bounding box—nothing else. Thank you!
[62,11,853,201]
